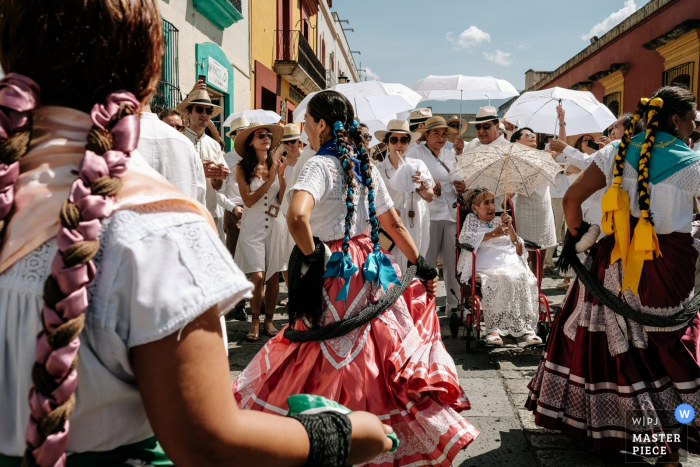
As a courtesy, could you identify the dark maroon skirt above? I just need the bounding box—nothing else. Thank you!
[526,229,700,454]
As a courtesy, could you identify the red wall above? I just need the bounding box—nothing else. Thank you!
[543,0,700,113]
[254,60,280,112]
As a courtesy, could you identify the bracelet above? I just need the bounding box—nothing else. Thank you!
[512,236,522,246]
[560,122,566,127]
[290,412,351,467]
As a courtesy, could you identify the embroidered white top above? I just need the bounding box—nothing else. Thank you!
[0,208,253,456]
[290,156,393,242]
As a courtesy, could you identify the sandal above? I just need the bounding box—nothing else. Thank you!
[556,280,570,290]
[246,315,260,342]
[485,334,503,347]
[524,333,543,346]
[263,314,279,337]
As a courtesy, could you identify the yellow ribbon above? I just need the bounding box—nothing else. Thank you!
[623,211,662,294]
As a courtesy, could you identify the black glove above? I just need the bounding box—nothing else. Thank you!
[556,221,591,274]
[408,255,438,281]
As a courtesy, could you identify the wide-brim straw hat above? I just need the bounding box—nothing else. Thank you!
[234,122,284,156]
[447,115,468,132]
[374,119,422,143]
[207,121,223,145]
[225,116,250,138]
[409,107,432,124]
[176,89,223,118]
[566,132,601,148]
[415,116,458,135]
[280,123,301,142]
[468,106,503,124]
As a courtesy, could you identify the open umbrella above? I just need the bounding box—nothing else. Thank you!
[412,74,519,135]
[504,87,617,136]
[223,109,281,127]
[454,143,563,198]
[292,80,422,124]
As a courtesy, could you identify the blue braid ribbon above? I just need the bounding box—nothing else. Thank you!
[316,138,362,182]
[323,251,358,305]
[363,250,401,291]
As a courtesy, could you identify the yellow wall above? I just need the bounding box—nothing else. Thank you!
[250,0,277,107]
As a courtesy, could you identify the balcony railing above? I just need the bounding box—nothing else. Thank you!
[663,61,694,90]
[227,0,242,13]
[326,69,337,89]
[275,30,327,92]
[604,92,621,117]
[151,19,181,113]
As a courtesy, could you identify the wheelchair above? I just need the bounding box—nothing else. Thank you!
[449,198,552,352]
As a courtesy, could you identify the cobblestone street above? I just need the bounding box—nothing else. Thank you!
[226,266,699,467]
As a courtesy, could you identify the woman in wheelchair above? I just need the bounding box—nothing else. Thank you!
[456,188,543,346]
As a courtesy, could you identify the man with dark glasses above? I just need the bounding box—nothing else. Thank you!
[177,82,230,226]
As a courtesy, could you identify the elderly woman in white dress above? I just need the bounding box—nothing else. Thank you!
[234,122,288,342]
[457,188,542,346]
[375,119,434,272]
[509,128,558,277]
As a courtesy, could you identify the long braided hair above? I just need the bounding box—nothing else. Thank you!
[347,123,381,255]
[0,1,163,466]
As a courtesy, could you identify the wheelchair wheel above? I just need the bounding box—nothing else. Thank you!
[536,321,549,344]
[449,312,460,338]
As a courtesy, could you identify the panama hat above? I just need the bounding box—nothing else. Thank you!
[225,116,250,138]
[415,116,458,135]
[176,89,222,118]
[234,122,284,156]
[567,133,601,148]
[280,123,301,142]
[468,106,503,124]
[374,119,421,143]
[409,108,432,124]
[446,115,468,133]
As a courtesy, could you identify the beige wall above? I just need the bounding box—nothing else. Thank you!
[158,0,251,112]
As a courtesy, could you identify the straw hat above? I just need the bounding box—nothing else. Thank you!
[234,122,284,155]
[374,119,421,143]
[566,132,601,148]
[409,108,432,124]
[447,115,468,132]
[468,106,503,124]
[175,89,222,118]
[225,116,250,138]
[415,116,458,135]
[206,121,223,146]
[280,123,301,142]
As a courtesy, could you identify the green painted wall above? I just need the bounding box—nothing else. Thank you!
[196,43,235,151]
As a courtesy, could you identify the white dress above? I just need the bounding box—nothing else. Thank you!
[0,208,252,456]
[456,214,539,336]
[234,176,288,274]
[376,157,434,272]
[513,186,558,249]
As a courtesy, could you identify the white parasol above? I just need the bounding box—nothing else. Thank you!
[454,143,563,198]
[222,109,281,126]
[292,80,422,124]
[504,87,617,136]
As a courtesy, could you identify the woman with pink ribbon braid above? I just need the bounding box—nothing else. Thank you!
[0,1,394,467]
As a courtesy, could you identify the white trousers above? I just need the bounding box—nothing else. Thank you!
[544,198,565,268]
[426,220,458,309]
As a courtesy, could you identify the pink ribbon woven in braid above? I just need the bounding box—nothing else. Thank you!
[25,92,141,467]
[0,73,40,220]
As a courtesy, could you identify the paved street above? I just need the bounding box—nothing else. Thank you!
[226,266,699,467]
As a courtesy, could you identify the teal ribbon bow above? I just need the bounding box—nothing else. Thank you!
[323,251,358,305]
[363,251,401,291]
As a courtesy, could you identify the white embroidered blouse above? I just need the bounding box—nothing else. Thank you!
[289,156,394,242]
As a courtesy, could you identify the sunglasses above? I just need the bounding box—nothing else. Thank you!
[523,132,535,138]
[448,124,461,129]
[362,134,372,140]
[389,136,410,145]
[193,105,213,115]
[169,124,184,133]
[474,123,494,131]
[582,137,593,142]
[256,132,274,140]
[284,139,299,144]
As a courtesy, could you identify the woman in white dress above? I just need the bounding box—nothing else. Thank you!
[457,188,542,346]
[509,128,558,278]
[234,122,289,342]
[375,119,434,272]
[0,2,392,466]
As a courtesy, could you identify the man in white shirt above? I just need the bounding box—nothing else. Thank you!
[406,116,466,315]
[137,105,206,205]
[177,85,229,235]
[218,116,249,258]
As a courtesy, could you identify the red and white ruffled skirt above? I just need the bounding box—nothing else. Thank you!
[232,235,479,466]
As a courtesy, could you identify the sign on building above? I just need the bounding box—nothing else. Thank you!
[207,56,229,91]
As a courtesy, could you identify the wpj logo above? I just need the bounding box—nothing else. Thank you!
[624,405,693,463]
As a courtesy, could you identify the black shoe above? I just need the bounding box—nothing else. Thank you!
[438,306,446,315]
[226,303,248,321]
[552,249,559,258]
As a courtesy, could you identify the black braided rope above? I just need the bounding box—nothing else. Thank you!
[289,412,351,467]
[560,229,700,327]
[284,265,417,342]
[287,239,326,326]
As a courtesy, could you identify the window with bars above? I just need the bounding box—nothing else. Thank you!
[604,92,621,117]
[151,19,181,114]
[663,62,694,90]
